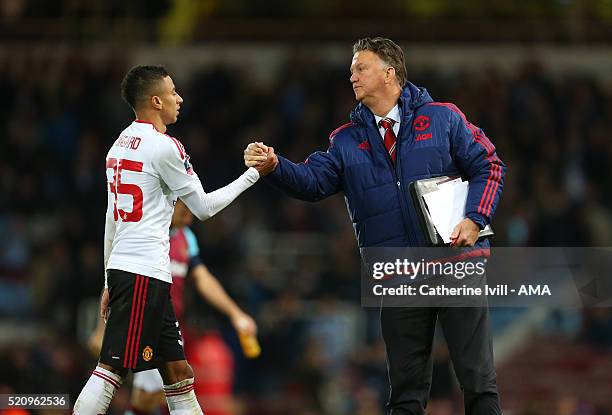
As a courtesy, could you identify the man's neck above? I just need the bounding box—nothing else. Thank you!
[367,89,401,118]
[135,111,166,133]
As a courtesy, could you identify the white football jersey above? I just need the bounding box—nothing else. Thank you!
[105,120,200,283]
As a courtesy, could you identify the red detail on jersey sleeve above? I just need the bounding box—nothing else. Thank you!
[165,135,186,160]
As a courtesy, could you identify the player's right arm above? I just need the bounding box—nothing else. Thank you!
[88,315,106,357]
[103,211,116,290]
[153,137,260,221]
[101,185,116,319]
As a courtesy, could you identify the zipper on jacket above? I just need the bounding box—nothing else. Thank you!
[394,113,417,246]
[364,121,415,246]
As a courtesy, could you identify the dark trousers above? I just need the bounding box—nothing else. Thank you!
[381,306,502,415]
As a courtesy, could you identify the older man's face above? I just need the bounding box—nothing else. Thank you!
[350,50,388,104]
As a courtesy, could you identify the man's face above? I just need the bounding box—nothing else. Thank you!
[156,76,183,125]
[350,50,388,104]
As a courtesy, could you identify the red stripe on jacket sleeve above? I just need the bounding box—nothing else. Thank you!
[428,102,502,219]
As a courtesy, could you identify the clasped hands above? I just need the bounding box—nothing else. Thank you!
[244,142,278,176]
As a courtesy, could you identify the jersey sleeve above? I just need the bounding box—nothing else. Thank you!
[183,227,200,258]
[179,167,260,221]
[103,169,117,289]
[183,227,203,269]
[103,202,116,289]
[153,136,201,196]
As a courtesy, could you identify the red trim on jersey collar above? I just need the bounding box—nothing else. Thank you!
[134,120,182,155]
[134,119,161,133]
[134,119,155,126]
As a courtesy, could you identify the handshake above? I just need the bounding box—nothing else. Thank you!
[244,142,279,176]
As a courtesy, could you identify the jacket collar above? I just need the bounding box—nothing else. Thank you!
[349,82,433,127]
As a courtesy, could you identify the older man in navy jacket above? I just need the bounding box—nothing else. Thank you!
[245,37,505,415]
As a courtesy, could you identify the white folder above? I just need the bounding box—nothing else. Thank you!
[409,176,494,246]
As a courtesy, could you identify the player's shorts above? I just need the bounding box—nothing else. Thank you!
[99,269,185,372]
[133,369,164,393]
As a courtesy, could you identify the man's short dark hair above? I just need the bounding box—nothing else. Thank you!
[120,65,169,111]
[353,37,407,88]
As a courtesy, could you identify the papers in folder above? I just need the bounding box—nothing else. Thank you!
[422,178,468,243]
[409,176,494,246]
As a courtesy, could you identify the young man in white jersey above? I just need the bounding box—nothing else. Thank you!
[73,65,275,415]
[87,200,257,414]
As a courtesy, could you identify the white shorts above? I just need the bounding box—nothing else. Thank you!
[132,369,164,393]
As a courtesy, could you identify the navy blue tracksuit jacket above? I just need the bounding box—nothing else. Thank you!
[266,82,506,253]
